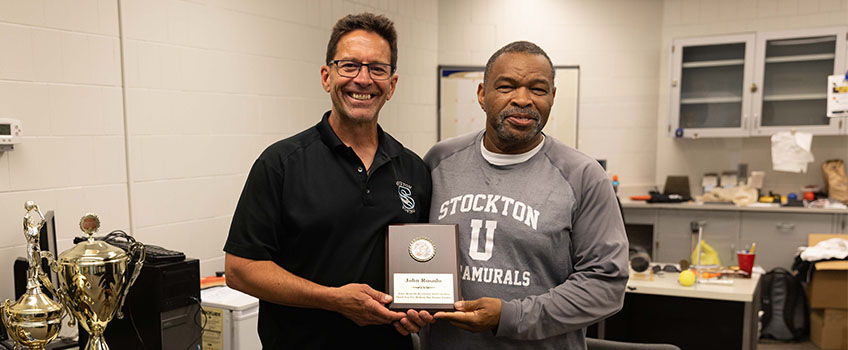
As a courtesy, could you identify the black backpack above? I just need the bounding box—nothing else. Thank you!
[760,268,810,341]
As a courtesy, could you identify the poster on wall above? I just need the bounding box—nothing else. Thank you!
[827,74,848,118]
[438,66,580,148]
[439,69,485,139]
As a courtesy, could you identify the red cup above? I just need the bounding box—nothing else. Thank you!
[737,251,755,275]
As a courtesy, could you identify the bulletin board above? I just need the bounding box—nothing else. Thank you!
[437,66,580,148]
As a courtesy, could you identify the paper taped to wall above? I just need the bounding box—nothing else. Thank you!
[771,131,814,173]
[827,74,848,118]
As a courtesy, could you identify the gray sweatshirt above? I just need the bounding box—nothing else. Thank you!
[424,131,628,350]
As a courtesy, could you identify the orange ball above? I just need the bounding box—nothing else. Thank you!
[803,191,815,201]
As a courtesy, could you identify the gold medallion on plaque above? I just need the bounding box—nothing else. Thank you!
[409,237,435,262]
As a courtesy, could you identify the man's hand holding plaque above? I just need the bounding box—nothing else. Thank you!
[386,224,460,334]
[432,298,502,332]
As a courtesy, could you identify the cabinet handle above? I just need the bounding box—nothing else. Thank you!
[750,83,758,92]
[776,223,795,231]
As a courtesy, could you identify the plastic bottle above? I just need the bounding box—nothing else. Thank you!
[612,175,619,194]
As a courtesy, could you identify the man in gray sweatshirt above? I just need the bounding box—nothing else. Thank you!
[421,41,629,349]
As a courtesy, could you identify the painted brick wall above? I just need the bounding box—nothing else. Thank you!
[0,0,437,302]
[0,0,129,302]
[437,0,664,194]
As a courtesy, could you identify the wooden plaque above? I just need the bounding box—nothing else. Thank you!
[386,224,460,311]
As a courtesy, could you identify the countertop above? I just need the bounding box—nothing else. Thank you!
[626,271,761,302]
[621,199,848,214]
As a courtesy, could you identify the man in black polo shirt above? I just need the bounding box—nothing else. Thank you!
[224,13,431,349]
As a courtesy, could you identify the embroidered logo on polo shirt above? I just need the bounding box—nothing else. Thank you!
[396,181,416,214]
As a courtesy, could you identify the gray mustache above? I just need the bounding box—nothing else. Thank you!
[498,107,540,120]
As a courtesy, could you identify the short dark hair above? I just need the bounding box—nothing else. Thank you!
[484,41,555,84]
[326,13,398,72]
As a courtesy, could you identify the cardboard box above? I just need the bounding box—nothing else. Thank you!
[810,309,847,350]
[807,234,848,310]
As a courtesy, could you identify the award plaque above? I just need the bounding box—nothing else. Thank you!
[386,224,460,311]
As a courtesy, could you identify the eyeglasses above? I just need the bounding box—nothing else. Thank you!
[329,60,394,80]
[651,264,681,273]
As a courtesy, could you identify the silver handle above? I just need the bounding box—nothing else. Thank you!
[776,223,795,231]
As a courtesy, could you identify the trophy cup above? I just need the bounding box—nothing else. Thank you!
[0,201,65,350]
[53,213,145,350]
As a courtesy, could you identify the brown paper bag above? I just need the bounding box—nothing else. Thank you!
[822,159,848,202]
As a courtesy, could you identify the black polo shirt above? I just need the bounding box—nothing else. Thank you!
[224,111,431,349]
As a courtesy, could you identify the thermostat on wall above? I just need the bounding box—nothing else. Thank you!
[0,118,22,151]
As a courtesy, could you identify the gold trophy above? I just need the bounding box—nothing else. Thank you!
[1,201,65,350]
[53,213,145,350]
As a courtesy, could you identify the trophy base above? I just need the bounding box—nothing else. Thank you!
[84,335,110,350]
[10,345,47,350]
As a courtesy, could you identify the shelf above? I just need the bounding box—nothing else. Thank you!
[764,53,835,63]
[682,59,745,68]
[769,36,836,46]
[681,97,743,104]
[762,93,826,102]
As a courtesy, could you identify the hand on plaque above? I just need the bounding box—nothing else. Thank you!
[433,297,501,333]
[332,283,405,326]
[393,309,436,335]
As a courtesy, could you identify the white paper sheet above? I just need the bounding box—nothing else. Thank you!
[771,131,814,173]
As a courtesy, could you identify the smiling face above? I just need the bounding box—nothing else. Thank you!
[479,52,556,154]
[321,29,397,126]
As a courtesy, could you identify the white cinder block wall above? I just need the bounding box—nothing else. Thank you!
[438,0,664,195]
[0,0,438,302]
[1,0,843,303]
[656,0,848,195]
[0,0,130,301]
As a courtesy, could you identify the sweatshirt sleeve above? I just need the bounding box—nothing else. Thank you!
[495,164,629,340]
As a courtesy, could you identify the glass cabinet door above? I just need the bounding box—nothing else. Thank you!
[670,34,755,138]
[751,27,847,135]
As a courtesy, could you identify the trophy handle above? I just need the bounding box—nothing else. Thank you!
[59,289,76,328]
[0,300,16,341]
[37,250,75,327]
[115,241,145,319]
[41,261,76,328]
[1,299,10,330]
[37,251,59,294]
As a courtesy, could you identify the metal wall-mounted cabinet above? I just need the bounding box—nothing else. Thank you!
[669,27,848,139]
[670,34,756,138]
